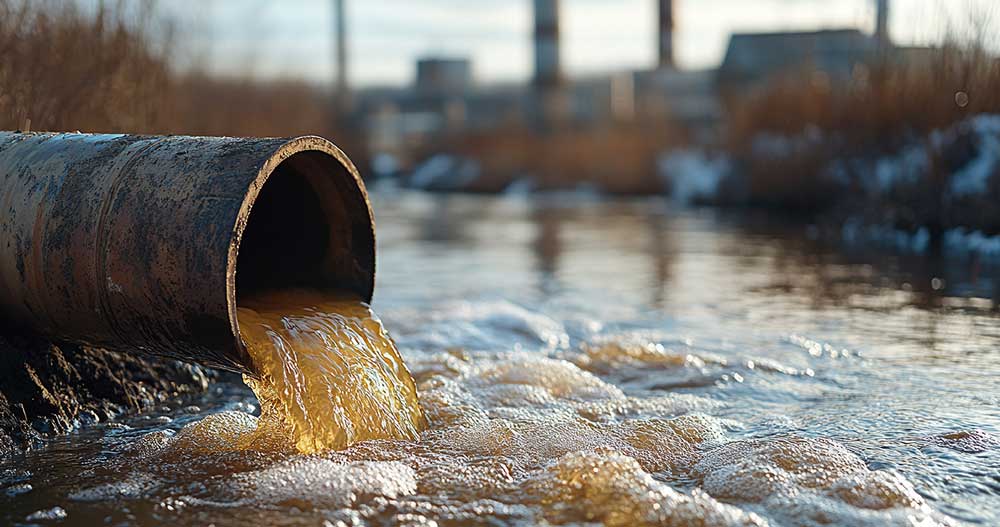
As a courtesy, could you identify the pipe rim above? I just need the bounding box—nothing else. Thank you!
[226,136,375,369]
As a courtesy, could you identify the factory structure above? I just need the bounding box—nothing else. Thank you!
[337,0,903,165]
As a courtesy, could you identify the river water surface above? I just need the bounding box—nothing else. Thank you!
[3,192,999,526]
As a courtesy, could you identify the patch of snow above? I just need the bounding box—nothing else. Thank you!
[950,115,1000,196]
[408,154,455,189]
[944,229,1000,258]
[371,152,399,178]
[872,146,929,193]
[658,150,730,205]
[408,155,481,191]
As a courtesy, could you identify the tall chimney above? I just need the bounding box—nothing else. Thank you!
[333,0,350,115]
[658,0,675,69]
[875,0,890,48]
[533,0,561,89]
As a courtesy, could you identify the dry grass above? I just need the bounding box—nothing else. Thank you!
[0,0,354,154]
[0,0,172,132]
[432,123,683,194]
[729,45,1000,148]
[724,40,1000,211]
[168,74,334,138]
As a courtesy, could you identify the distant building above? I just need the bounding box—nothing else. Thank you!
[636,69,719,129]
[415,57,472,97]
[342,0,928,169]
[717,29,878,94]
[354,56,532,164]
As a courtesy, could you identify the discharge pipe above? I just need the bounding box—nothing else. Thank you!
[0,133,375,373]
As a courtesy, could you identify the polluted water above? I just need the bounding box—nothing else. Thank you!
[236,289,426,453]
[3,196,999,526]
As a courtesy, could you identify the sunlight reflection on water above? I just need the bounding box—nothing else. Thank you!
[3,191,998,526]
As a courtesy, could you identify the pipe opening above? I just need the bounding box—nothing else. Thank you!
[236,149,374,304]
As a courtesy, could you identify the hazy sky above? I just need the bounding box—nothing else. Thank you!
[164,0,997,87]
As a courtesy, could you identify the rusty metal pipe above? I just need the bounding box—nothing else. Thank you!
[0,133,375,373]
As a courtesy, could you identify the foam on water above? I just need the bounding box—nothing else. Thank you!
[68,473,161,502]
[6,289,958,525]
[928,429,1000,453]
[4,296,978,526]
[529,450,768,526]
[38,333,961,526]
[233,458,417,507]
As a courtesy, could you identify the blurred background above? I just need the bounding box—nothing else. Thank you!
[6,5,1000,524]
[2,0,999,254]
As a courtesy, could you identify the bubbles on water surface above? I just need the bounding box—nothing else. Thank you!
[167,411,260,453]
[8,339,960,527]
[927,429,999,454]
[69,473,161,502]
[232,458,417,507]
[576,340,702,373]
[695,437,952,526]
[44,330,960,526]
[3,301,971,526]
[529,450,768,526]
[25,506,67,521]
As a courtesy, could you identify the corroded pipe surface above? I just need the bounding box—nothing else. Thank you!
[0,133,375,373]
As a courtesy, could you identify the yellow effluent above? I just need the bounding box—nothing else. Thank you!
[236,289,426,453]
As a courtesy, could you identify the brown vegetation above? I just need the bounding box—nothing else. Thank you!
[428,123,683,194]
[724,40,1000,214]
[728,46,1000,149]
[0,0,172,133]
[0,0,356,151]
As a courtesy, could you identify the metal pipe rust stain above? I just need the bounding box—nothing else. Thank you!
[0,132,375,374]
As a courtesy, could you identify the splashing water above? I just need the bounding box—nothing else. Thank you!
[236,289,426,453]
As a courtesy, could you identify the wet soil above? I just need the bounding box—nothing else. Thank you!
[0,332,218,458]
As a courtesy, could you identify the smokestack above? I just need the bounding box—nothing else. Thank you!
[658,0,675,69]
[333,0,350,115]
[533,0,561,89]
[875,0,890,48]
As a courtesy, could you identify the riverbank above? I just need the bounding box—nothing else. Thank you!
[394,112,1000,259]
[661,113,1000,256]
[0,332,217,458]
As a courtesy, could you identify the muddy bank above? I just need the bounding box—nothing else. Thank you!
[0,333,220,458]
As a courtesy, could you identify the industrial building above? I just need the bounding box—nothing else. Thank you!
[717,29,879,93]
[337,0,900,164]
